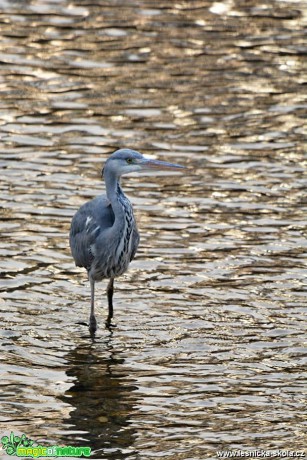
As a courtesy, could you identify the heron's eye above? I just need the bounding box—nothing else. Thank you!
[126,158,133,164]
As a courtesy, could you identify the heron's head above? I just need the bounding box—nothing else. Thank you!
[103,149,184,178]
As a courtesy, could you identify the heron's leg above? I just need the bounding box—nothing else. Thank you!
[106,278,114,325]
[89,277,97,332]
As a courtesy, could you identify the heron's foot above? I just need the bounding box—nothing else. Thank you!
[105,317,117,329]
[89,314,97,333]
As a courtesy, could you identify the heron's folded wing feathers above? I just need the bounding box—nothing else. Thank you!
[69,195,115,269]
[130,226,140,262]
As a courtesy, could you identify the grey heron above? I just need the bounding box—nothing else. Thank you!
[70,148,184,332]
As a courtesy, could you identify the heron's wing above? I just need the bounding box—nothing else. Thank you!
[69,195,115,269]
[130,226,140,262]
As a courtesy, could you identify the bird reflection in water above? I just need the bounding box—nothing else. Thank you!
[59,338,139,459]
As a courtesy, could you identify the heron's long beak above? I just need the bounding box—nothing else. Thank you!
[141,158,185,170]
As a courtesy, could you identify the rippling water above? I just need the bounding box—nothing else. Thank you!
[0,0,306,459]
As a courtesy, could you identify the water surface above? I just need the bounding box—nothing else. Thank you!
[0,0,306,459]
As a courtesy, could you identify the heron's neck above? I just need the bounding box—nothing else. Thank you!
[104,170,120,203]
[104,172,129,223]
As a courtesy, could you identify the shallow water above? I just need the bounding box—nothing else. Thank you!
[0,0,306,459]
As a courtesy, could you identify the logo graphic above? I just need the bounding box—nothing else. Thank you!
[1,432,34,455]
[1,432,91,458]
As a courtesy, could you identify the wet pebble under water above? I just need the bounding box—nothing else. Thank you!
[0,0,306,459]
